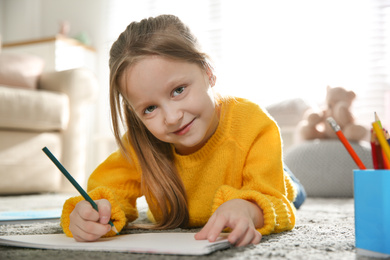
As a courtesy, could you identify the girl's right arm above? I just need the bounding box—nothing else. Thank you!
[61,145,143,240]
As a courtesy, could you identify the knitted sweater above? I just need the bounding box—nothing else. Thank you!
[61,97,296,237]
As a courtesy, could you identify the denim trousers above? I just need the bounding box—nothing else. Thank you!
[284,166,306,209]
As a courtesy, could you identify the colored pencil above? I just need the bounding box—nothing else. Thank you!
[386,130,390,169]
[375,112,383,129]
[370,130,380,169]
[386,129,390,146]
[372,122,390,163]
[42,147,119,235]
[382,150,390,169]
[375,142,385,169]
[327,117,366,169]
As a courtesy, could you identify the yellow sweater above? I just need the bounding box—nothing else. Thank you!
[61,97,296,237]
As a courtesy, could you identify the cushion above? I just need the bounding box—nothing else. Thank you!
[0,130,62,194]
[0,53,45,90]
[0,86,69,131]
[284,139,373,197]
[266,98,311,127]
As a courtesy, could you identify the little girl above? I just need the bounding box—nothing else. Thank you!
[61,14,305,247]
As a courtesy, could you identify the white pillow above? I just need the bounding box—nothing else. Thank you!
[0,53,45,90]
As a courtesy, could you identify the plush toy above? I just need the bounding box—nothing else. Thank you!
[299,86,367,142]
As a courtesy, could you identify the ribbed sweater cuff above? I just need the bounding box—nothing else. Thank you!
[212,185,294,235]
[284,174,297,204]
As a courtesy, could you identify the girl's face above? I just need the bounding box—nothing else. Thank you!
[121,56,219,155]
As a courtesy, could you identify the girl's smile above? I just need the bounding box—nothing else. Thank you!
[173,118,196,136]
[121,56,219,155]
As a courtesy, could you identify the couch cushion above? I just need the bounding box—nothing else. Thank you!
[0,130,62,194]
[0,53,45,90]
[0,86,69,131]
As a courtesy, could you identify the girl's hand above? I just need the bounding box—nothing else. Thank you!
[195,199,263,247]
[69,199,113,242]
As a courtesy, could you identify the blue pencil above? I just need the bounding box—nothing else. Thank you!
[42,147,119,235]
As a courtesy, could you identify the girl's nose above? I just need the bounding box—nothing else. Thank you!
[164,105,183,125]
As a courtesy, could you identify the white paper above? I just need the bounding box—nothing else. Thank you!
[0,232,231,255]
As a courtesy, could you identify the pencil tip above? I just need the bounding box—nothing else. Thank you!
[111,225,119,235]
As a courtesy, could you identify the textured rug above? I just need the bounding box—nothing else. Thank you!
[0,194,379,260]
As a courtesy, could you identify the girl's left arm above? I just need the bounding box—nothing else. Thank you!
[196,117,296,245]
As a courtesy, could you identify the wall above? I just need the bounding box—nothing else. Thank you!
[1,0,42,42]
[1,0,104,43]
[0,1,3,43]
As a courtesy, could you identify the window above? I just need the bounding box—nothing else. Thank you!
[361,0,390,128]
[106,0,387,126]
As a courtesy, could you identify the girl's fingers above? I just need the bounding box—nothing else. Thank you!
[195,213,228,242]
[196,199,264,247]
[235,229,261,247]
[71,223,111,242]
[95,199,112,224]
[252,231,262,244]
[70,215,112,242]
[205,215,228,242]
[195,214,216,240]
[71,223,98,242]
[69,200,112,241]
[75,201,99,222]
[227,219,249,245]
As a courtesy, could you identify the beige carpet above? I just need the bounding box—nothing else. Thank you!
[0,194,379,260]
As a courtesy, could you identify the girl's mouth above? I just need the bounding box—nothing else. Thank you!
[173,118,196,135]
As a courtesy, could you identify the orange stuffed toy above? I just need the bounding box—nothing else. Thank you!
[299,86,367,142]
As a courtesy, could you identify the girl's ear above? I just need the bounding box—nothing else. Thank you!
[205,64,216,87]
[209,74,216,87]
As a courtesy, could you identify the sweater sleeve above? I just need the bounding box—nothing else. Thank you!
[61,143,143,237]
[211,111,296,235]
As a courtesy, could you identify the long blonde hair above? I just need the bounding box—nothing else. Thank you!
[109,15,213,229]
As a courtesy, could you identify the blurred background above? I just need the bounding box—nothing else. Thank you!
[1,0,389,178]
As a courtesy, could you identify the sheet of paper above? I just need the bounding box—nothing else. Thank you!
[0,232,231,255]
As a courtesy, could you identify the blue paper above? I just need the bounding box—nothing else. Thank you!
[0,209,61,222]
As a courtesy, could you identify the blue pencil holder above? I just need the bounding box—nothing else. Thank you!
[354,170,390,258]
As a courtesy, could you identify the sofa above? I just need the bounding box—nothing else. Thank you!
[0,52,98,194]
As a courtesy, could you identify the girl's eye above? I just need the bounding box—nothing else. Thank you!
[173,86,185,97]
[144,105,157,114]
